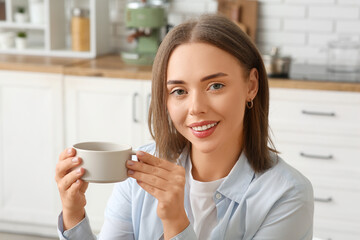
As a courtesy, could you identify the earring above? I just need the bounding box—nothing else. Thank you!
[246,99,254,109]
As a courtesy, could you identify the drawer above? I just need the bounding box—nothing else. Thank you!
[313,187,360,222]
[269,88,360,136]
[270,130,360,149]
[315,227,360,240]
[269,99,360,135]
[276,142,360,190]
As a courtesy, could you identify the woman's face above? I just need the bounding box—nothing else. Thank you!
[166,42,258,154]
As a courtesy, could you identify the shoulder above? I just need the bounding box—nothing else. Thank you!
[252,152,313,202]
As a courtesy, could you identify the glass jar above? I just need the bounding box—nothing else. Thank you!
[71,8,90,52]
[327,38,360,73]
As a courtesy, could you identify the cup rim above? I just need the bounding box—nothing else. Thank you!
[73,141,132,152]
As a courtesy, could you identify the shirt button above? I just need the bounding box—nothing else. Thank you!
[215,193,222,200]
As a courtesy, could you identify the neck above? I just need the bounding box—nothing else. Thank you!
[190,141,243,182]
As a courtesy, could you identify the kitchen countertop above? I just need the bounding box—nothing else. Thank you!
[1,54,360,92]
[64,54,152,80]
[0,54,87,74]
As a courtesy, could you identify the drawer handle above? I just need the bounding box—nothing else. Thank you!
[314,197,333,203]
[133,92,139,123]
[301,110,336,117]
[300,152,333,160]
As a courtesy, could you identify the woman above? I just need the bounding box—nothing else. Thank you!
[56,14,314,240]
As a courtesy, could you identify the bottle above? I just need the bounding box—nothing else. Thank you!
[71,8,90,52]
[0,0,6,21]
[29,0,44,24]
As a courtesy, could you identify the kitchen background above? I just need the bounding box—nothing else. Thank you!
[0,0,359,240]
[109,0,360,65]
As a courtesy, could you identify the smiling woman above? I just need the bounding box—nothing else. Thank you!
[56,14,314,240]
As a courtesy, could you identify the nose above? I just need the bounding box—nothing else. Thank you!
[189,91,208,116]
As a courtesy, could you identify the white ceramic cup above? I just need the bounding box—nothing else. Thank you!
[73,142,136,183]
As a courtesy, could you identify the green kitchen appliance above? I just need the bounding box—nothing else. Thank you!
[121,2,167,65]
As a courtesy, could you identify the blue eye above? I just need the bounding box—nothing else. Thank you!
[170,89,187,96]
[209,83,224,90]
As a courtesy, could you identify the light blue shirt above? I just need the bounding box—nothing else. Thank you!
[58,143,314,240]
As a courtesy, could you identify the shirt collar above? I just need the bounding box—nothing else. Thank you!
[177,146,255,204]
[217,151,255,203]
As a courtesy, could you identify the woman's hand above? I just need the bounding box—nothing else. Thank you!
[127,151,189,239]
[55,147,89,230]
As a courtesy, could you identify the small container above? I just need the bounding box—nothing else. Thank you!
[14,7,28,23]
[0,0,6,21]
[327,38,360,73]
[0,32,15,49]
[71,8,90,52]
[29,0,44,24]
[262,47,292,78]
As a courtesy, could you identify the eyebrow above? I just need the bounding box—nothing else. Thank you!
[167,72,228,85]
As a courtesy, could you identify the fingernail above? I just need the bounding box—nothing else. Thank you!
[127,160,134,166]
[128,170,134,175]
[72,157,79,163]
[67,148,73,155]
[76,168,82,174]
[137,151,145,156]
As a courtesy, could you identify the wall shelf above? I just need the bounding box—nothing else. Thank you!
[0,0,110,58]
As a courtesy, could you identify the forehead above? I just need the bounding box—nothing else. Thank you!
[166,42,244,80]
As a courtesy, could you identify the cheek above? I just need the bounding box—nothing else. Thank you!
[167,99,187,127]
[213,91,246,122]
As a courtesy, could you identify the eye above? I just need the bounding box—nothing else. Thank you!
[209,83,225,90]
[170,88,187,96]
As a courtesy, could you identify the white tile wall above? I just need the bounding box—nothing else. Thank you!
[109,0,360,65]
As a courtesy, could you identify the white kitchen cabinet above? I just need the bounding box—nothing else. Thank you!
[269,88,360,240]
[64,75,152,232]
[0,70,64,236]
[0,0,109,58]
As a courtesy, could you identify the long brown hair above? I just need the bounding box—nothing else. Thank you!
[148,14,275,172]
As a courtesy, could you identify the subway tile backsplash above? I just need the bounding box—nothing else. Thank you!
[110,0,360,65]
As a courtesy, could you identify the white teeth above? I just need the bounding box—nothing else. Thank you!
[192,122,218,131]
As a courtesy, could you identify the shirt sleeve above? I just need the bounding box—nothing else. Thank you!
[252,182,314,240]
[170,223,197,240]
[57,211,97,240]
[97,179,135,240]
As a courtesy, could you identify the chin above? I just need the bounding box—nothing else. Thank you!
[191,141,219,154]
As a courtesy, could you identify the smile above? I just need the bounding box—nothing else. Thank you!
[191,122,218,132]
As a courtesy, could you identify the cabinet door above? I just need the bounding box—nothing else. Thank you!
[65,75,149,148]
[64,75,150,232]
[0,70,63,236]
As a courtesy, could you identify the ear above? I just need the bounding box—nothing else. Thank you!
[247,68,259,100]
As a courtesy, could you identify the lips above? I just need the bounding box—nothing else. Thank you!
[189,121,219,138]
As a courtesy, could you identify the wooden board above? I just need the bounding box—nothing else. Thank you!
[217,0,258,42]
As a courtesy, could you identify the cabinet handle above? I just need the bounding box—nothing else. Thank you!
[300,152,333,160]
[301,110,336,117]
[314,197,333,203]
[133,93,139,123]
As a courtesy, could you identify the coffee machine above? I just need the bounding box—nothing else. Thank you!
[121,1,167,65]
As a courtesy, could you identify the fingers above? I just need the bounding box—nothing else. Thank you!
[67,179,87,197]
[135,151,175,171]
[59,147,76,161]
[127,159,169,180]
[127,151,186,196]
[128,169,169,191]
[57,167,85,192]
[55,156,82,181]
